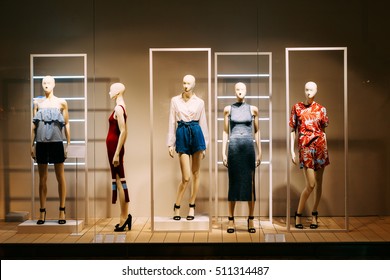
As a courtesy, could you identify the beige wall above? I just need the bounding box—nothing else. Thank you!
[0,0,389,221]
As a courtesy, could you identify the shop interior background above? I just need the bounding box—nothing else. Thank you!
[0,0,389,223]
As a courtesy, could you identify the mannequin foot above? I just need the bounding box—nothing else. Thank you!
[58,207,66,224]
[173,204,181,220]
[186,204,195,220]
[37,208,46,225]
[310,211,319,229]
[247,216,256,233]
[294,212,303,229]
[227,216,235,233]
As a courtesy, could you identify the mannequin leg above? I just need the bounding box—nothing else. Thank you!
[296,167,316,225]
[175,153,191,205]
[173,153,191,219]
[247,200,255,223]
[228,201,236,218]
[54,163,67,221]
[248,176,255,217]
[227,201,236,232]
[312,167,324,211]
[247,182,256,232]
[189,151,202,204]
[311,167,325,226]
[187,151,203,218]
[38,164,48,221]
[116,174,129,226]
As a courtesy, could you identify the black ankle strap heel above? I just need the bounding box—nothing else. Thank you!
[37,208,46,225]
[227,216,235,233]
[58,207,66,224]
[186,204,196,220]
[247,216,256,233]
[310,211,319,229]
[294,211,303,229]
[173,204,181,220]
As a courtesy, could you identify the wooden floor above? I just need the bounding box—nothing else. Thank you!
[1,216,390,259]
[2,216,390,243]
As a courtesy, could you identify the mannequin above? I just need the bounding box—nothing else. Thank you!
[222,82,261,233]
[289,81,330,229]
[167,74,209,221]
[31,75,70,225]
[106,82,132,231]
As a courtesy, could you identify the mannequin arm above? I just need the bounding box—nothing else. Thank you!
[30,101,38,159]
[290,129,297,164]
[62,100,71,157]
[167,98,177,158]
[252,106,262,167]
[168,146,175,158]
[222,106,230,167]
[31,123,36,159]
[113,105,127,167]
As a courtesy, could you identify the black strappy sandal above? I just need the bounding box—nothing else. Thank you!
[310,211,319,229]
[58,207,66,224]
[37,208,46,225]
[186,204,195,220]
[227,216,235,233]
[173,204,181,220]
[295,212,303,229]
[247,216,256,233]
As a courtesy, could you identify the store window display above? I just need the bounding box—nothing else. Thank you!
[222,82,262,233]
[106,82,132,232]
[31,75,70,225]
[167,74,209,221]
[289,81,330,229]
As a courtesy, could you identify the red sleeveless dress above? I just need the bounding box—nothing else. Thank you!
[106,105,129,204]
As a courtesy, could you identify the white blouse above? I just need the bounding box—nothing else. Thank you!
[167,93,209,148]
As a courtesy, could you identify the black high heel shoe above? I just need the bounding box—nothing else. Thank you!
[247,216,256,233]
[173,204,181,220]
[58,207,66,224]
[227,216,235,233]
[37,208,46,225]
[114,214,132,232]
[294,211,303,229]
[310,211,319,229]
[186,203,195,220]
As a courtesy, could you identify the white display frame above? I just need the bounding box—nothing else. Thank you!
[285,47,348,232]
[214,52,273,223]
[149,48,212,232]
[30,53,88,228]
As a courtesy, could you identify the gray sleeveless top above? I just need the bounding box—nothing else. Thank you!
[229,102,253,138]
[33,107,65,142]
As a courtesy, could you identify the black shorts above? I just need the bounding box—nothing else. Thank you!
[35,142,65,164]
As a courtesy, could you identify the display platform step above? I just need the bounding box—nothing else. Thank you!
[153,215,210,231]
[6,211,29,222]
[17,219,84,234]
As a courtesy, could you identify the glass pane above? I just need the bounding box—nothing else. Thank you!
[286,48,348,231]
[150,49,211,231]
[215,53,272,222]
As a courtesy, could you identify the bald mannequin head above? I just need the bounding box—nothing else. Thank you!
[234,82,247,100]
[305,81,318,100]
[109,82,125,99]
[42,75,55,94]
[183,75,196,92]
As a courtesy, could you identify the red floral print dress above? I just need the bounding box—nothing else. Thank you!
[289,101,330,170]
